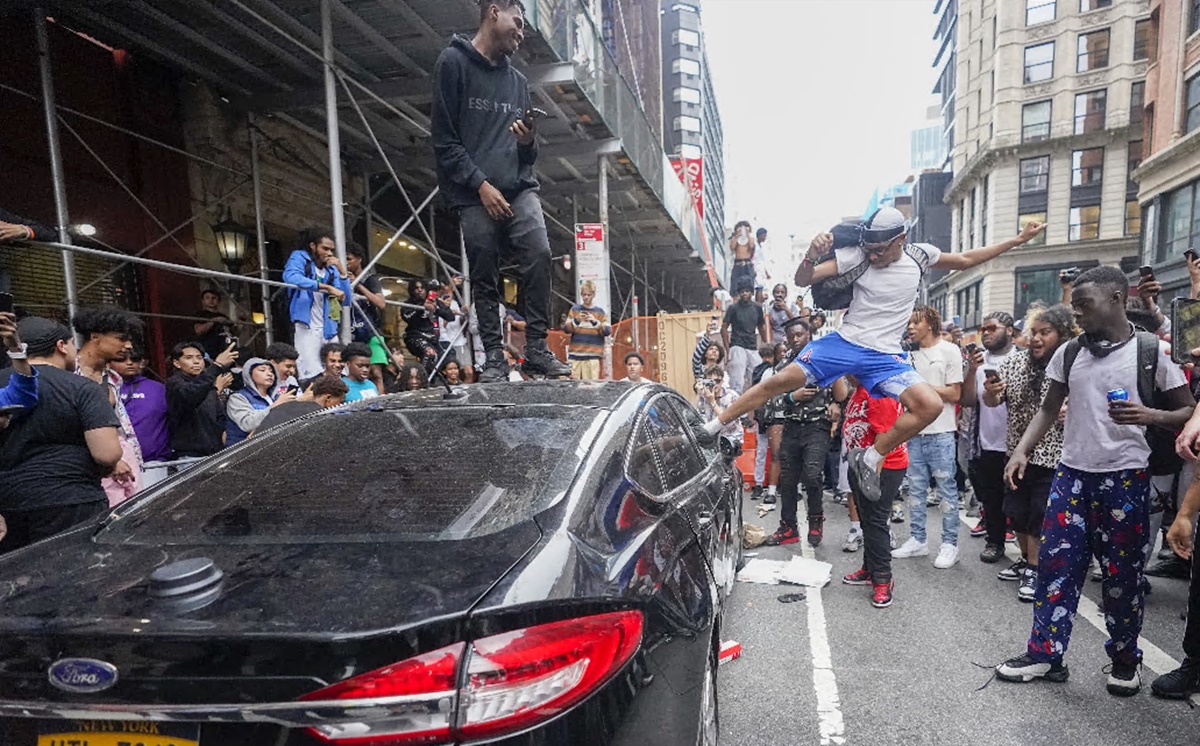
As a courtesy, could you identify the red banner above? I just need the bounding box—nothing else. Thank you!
[670,156,704,219]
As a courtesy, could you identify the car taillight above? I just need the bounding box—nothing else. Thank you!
[300,611,643,745]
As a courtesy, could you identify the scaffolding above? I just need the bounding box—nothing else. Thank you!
[7,0,713,370]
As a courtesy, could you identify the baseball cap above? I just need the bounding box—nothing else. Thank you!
[862,207,908,244]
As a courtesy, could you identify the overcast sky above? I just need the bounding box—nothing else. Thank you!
[703,0,941,246]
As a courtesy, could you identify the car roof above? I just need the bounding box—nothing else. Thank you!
[339,380,672,412]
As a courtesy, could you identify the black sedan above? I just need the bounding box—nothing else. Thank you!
[0,381,742,746]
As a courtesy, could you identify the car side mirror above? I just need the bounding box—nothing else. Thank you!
[718,435,738,465]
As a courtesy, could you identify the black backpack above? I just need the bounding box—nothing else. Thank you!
[810,243,931,311]
[1060,331,1182,476]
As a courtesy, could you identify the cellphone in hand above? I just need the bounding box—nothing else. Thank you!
[983,367,1001,383]
[0,292,13,314]
[1186,249,1199,264]
[0,404,25,418]
[965,343,978,356]
[1139,264,1156,280]
[522,107,548,128]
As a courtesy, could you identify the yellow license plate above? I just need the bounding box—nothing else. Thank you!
[37,720,200,746]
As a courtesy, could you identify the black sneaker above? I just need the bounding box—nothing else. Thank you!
[765,522,799,546]
[750,486,763,501]
[1144,555,1191,579]
[477,349,509,383]
[522,341,572,378]
[762,492,777,505]
[1105,658,1142,697]
[1017,567,1037,602]
[979,544,1005,564]
[995,653,1069,683]
[847,448,882,501]
[998,558,1028,581]
[807,515,825,547]
[1151,658,1200,699]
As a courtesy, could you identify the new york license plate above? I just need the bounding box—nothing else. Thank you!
[37,720,200,746]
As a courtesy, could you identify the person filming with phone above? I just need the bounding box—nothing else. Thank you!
[431,0,570,383]
[0,306,38,429]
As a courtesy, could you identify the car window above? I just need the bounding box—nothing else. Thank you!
[627,398,705,496]
[670,397,719,465]
[97,406,604,545]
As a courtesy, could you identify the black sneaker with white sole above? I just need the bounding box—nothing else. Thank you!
[1017,567,1037,602]
[996,653,1070,683]
[1105,659,1142,697]
[846,447,882,501]
[998,559,1028,581]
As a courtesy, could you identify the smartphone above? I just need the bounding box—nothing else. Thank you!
[965,343,978,356]
[1186,249,1198,263]
[1059,267,1081,284]
[1171,297,1200,364]
[983,367,1001,383]
[522,107,548,128]
[1139,265,1156,280]
[0,405,25,417]
[0,292,13,314]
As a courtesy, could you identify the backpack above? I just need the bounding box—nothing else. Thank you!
[1061,331,1181,476]
[810,243,932,311]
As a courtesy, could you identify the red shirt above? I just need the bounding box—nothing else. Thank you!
[842,386,908,470]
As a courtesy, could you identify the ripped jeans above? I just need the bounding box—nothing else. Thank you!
[906,431,960,546]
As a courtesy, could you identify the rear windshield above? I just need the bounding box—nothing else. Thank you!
[97,406,604,545]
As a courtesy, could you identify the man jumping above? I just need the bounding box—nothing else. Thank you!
[703,207,1045,502]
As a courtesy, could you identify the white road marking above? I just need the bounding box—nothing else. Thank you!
[1005,543,1200,706]
[800,537,846,745]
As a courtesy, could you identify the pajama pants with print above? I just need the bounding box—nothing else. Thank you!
[1026,465,1152,666]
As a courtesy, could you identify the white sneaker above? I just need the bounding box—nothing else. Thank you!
[891,537,928,558]
[933,544,960,569]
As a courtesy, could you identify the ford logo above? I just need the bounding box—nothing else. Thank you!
[47,658,119,694]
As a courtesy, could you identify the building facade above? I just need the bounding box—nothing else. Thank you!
[1133,0,1200,296]
[931,0,1150,327]
[933,0,960,169]
[660,0,727,283]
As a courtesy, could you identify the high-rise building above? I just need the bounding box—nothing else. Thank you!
[932,0,959,170]
[660,0,727,281]
[912,104,949,172]
[929,0,1149,328]
[1132,0,1200,294]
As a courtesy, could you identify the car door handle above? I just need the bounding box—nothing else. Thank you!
[697,511,715,529]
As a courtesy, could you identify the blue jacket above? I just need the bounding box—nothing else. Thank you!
[282,249,352,340]
[224,358,278,447]
[0,368,38,409]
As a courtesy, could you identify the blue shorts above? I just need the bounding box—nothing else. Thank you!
[791,332,925,400]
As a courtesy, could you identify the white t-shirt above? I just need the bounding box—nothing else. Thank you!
[975,346,1016,452]
[1048,335,1186,472]
[440,299,465,346]
[835,242,941,353]
[909,339,964,435]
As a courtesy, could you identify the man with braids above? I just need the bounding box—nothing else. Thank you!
[995,267,1194,697]
[981,305,1076,602]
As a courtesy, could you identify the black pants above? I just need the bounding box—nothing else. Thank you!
[970,450,1008,547]
[459,190,552,354]
[849,466,904,583]
[0,500,107,555]
[780,420,831,527]
[730,262,755,291]
[824,434,841,491]
[1185,535,1200,661]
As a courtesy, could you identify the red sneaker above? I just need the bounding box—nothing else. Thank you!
[843,567,871,585]
[871,578,895,608]
[807,515,825,547]
[969,521,987,538]
[765,522,799,546]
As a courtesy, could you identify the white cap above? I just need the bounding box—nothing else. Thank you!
[866,207,908,232]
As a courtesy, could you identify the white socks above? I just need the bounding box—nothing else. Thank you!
[862,446,884,471]
[850,521,861,534]
[767,485,777,496]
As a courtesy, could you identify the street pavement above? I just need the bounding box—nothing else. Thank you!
[718,491,1197,746]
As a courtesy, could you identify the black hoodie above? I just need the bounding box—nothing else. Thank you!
[431,35,538,209]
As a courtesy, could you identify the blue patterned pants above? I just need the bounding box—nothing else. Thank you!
[1027,465,1152,666]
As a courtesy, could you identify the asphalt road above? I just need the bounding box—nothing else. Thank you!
[718,491,1198,746]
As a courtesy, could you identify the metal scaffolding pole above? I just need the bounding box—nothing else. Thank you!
[321,0,350,343]
[248,113,274,345]
[34,9,77,324]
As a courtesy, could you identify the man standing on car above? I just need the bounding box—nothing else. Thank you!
[431,0,571,383]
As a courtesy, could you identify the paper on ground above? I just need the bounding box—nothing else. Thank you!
[736,558,785,584]
[736,556,832,587]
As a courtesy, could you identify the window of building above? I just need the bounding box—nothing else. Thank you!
[981,176,990,245]
[673,87,701,104]
[1161,182,1200,260]
[1015,266,1071,319]
[1019,213,1048,246]
[1020,156,1050,193]
[1025,42,1055,83]
[968,190,976,250]
[1073,89,1107,134]
[1126,201,1142,236]
[673,115,701,133]
[672,29,700,47]
[672,58,700,76]
[1069,205,1101,241]
[1130,80,1145,126]
[955,281,983,327]
[1022,100,1052,142]
[1077,29,1110,72]
[1026,0,1055,25]
[1133,19,1154,62]
[1072,147,1104,186]
[1192,0,1200,36]
[1080,0,1112,11]
[1128,139,1143,177]
[1187,73,1200,135]
[932,293,948,320]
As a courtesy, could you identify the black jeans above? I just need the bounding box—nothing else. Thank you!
[0,500,107,555]
[970,450,1008,547]
[459,190,552,354]
[1185,534,1200,661]
[780,420,832,527]
[850,466,904,583]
